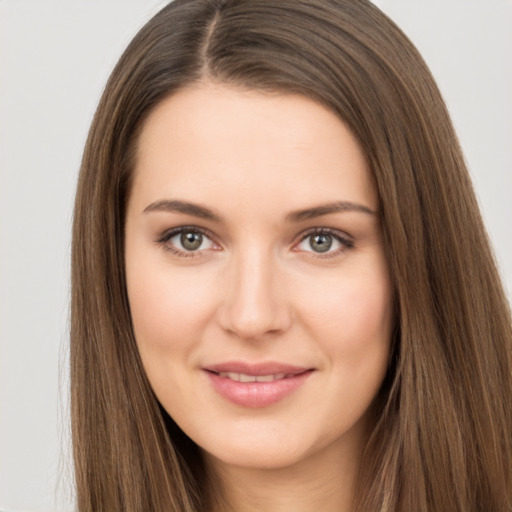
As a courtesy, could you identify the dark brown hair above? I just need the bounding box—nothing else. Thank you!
[71,1,512,510]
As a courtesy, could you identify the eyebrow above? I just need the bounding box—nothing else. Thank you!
[143,199,376,223]
[285,201,377,222]
[143,199,222,222]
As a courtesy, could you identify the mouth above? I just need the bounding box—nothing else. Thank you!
[203,362,314,408]
[213,371,300,383]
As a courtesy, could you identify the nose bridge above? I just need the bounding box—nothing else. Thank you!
[219,243,289,339]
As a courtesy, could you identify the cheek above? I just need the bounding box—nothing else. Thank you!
[308,269,393,423]
[309,277,391,338]
[300,262,394,369]
[127,263,216,351]
[125,263,214,409]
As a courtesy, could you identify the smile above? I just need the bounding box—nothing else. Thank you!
[217,372,291,382]
[204,362,314,408]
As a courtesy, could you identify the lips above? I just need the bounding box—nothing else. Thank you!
[216,372,291,382]
[205,361,310,376]
[203,362,313,408]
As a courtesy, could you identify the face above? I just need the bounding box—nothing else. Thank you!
[125,83,393,472]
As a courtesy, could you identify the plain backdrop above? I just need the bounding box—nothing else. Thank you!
[1,1,511,511]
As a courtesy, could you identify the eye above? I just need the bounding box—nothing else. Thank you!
[295,229,353,256]
[158,227,218,256]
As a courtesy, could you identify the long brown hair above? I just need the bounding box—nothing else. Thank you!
[71,0,512,510]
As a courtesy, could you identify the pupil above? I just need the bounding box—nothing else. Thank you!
[310,234,332,253]
[181,232,202,251]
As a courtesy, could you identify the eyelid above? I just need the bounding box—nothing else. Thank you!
[156,225,354,258]
[157,225,220,257]
[293,227,354,256]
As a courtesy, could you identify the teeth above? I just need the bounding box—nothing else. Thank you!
[254,374,274,382]
[218,372,288,382]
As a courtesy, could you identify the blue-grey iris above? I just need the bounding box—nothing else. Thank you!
[310,234,332,253]
[181,232,202,251]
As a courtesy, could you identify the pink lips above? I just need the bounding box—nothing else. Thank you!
[203,362,313,408]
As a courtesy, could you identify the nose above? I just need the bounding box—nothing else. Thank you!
[217,247,292,340]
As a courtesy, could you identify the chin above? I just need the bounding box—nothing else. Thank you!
[202,440,309,471]
[194,414,366,474]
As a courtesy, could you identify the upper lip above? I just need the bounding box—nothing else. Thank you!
[203,361,312,376]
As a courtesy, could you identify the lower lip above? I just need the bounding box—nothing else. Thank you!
[205,370,313,408]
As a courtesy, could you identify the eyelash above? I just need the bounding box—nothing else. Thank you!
[156,226,354,258]
[157,226,218,257]
[295,227,354,258]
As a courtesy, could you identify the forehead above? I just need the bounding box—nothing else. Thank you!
[131,83,378,215]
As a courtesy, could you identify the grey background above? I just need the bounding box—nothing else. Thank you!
[1,1,510,510]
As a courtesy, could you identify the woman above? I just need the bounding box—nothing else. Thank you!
[71,0,512,510]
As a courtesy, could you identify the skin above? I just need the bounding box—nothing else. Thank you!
[125,82,394,511]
